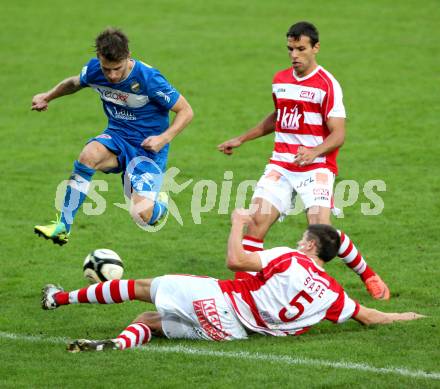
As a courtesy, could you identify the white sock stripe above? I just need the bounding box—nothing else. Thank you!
[116,336,127,349]
[119,280,129,301]
[340,247,359,263]
[86,284,99,303]
[118,330,132,341]
[354,261,367,275]
[242,239,264,248]
[68,174,91,194]
[69,290,79,304]
[121,330,138,348]
[131,324,147,344]
[338,235,350,254]
[102,281,114,304]
[135,323,152,343]
[127,326,143,345]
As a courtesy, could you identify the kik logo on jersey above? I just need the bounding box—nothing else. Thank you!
[278,104,303,130]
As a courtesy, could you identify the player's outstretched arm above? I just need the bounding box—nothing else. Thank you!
[353,305,425,326]
[217,111,276,155]
[226,209,262,272]
[31,75,83,112]
[141,95,193,153]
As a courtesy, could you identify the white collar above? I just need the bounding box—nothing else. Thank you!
[292,65,321,82]
[296,250,325,271]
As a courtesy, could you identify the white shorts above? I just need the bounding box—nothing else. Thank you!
[252,164,335,216]
[151,275,248,341]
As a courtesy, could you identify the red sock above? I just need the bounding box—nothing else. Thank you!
[235,235,264,280]
[337,231,376,281]
[114,322,152,350]
[54,280,136,305]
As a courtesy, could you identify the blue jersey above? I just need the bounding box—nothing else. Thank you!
[79,58,180,145]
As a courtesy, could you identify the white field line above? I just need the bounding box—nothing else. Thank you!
[1,331,439,381]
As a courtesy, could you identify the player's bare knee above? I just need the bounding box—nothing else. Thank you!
[130,196,155,225]
[132,311,159,326]
[246,217,268,240]
[132,312,161,331]
[132,312,150,325]
[78,141,114,170]
[130,204,153,224]
[78,149,99,169]
[247,213,276,239]
[132,312,163,334]
[246,198,279,239]
[140,207,154,224]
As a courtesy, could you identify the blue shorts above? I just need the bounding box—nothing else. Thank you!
[88,129,169,199]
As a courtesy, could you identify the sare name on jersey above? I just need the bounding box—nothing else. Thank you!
[304,276,326,298]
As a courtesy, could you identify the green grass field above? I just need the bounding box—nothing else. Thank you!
[1,0,439,387]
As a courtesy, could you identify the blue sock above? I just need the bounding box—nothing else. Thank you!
[148,201,168,225]
[60,161,96,232]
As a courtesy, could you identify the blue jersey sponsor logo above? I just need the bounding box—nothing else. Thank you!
[111,107,137,121]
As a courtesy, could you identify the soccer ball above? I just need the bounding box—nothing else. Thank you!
[83,249,124,284]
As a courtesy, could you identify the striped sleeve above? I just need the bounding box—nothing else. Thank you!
[319,69,346,120]
[325,291,360,323]
[326,78,345,119]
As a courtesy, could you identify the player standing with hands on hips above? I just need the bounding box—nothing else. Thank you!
[218,21,389,299]
[32,27,193,245]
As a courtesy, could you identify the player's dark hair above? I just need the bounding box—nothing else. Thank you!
[306,224,340,262]
[286,21,319,47]
[95,27,130,61]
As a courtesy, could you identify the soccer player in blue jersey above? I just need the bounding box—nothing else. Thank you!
[32,28,193,245]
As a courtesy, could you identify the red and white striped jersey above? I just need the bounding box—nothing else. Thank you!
[270,66,346,174]
[218,247,359,336]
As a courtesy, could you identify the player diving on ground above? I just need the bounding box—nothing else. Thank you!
[41,209,423,352]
